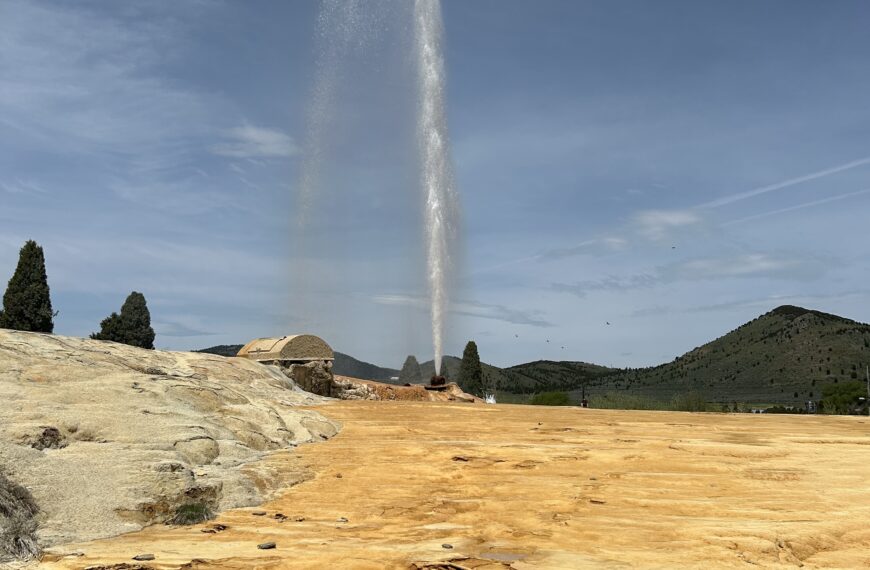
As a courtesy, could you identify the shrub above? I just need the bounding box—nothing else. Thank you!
[91,291,155,349]
[0,240,54,333]
[589,392,669,410]
[820,381,866,414]
[0,471,40,561]
[528,391,571,406]
[671,391,709,412]
[167,503,214,525]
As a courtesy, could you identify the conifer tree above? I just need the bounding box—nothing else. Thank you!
[399,355,422,384]
[91,291,155,349]
[0,240,54,333]
[458,340,484,397]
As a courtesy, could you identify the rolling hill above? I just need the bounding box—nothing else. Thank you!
[198,305,870,405]
[580,305,870,405]
[418,355,616,394]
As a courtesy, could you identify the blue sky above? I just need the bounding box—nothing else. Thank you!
[2,0,869,369]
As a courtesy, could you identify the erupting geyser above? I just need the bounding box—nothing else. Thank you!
[297,0,461,375]
[415,0,460,375]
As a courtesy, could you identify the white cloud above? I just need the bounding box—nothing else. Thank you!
[372,294,554,327]
[631,209,705,240]
[211,125,300,159]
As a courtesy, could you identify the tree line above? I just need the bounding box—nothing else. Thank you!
[0,240,155,349]
[399,340,491,398]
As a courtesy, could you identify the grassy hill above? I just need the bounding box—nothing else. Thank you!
[197,305,870,405]
[196,345,399,381]
[418,356,616,394]
[578,305,870,405]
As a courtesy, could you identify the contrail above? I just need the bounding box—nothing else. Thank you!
[723,188,870,226]
[698,155,870,209]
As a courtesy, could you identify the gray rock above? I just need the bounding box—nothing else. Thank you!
[257,542,276,550]
[132,553,155,561]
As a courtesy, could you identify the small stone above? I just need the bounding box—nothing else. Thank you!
[252,510,267,516]
[589,499,606,505]
[294,516,306,522]
[452,456,470,462]
[200,528,216,534]
[335,473,342,478]
[442,543,453,549]
[336,517,348,523]
[257,542,276,550]
[274,513,288,521]
[132,553,155,561]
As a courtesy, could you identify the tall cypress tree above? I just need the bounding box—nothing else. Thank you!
[0,240,54,333]
[399,355,422,384]
[91,291,155,349]
[458,340,484,397]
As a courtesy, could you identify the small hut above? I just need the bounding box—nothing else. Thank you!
[236,335,334,365]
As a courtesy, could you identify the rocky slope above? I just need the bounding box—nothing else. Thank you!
[0,329,338,559]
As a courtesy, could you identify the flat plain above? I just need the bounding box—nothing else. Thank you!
[42,401,870,569]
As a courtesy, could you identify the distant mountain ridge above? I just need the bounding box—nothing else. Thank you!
[197,305,870,405]
[196,344,399,381]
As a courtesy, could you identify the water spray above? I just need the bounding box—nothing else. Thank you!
[415,0,460,374]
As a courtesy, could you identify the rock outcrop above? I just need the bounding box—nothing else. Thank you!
[0,329,338,555]
[279,361,478,402]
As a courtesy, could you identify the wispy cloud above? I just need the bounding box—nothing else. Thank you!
[554,252,831,297]
[372,294,554,327]
[153,320,217,337]
[0,178,47,195]
[723,188,870,226]
[698,155,870,209]
[211,125,300,159]
[536,237,628,261]
[631,209,705,240]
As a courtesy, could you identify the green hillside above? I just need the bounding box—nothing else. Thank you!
[580,305,870,405]
[418,356,616,394]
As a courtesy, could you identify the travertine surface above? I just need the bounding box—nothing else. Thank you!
[0,329,338,550]
[40,401,870,569]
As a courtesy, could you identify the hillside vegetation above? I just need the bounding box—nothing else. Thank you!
[580,305,870,405]
[200,305,870,406]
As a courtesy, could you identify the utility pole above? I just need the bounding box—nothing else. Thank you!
[866,365,869,398]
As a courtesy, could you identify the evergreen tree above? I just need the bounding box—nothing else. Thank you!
[91,291,155,349]
[0,240,54,333]
[439,356,451,380]
[458,340,484,397]
[399,355,422,384]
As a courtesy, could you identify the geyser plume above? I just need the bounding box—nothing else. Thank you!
[415,0,460,374]
[296,0,460,372]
